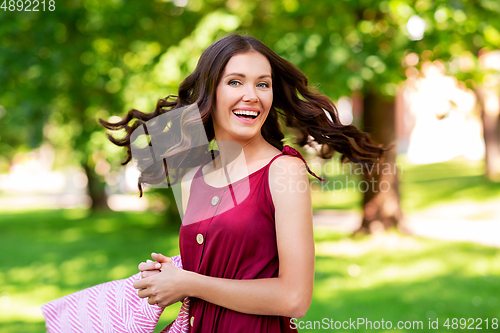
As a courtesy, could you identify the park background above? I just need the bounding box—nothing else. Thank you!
[1,0,500,331]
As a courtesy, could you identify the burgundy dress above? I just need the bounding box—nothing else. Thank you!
[179,146,323,333]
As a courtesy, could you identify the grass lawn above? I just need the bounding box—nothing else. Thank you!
[0,209,183,332]
[0,210,499,332]
[310,155,500,213]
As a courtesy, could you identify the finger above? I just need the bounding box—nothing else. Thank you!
[142,269,160,278]
[151,252,171,262]
[138,262,154,271]
[133,278,148,290]
[138,288,150,299]
[147,296,157,306]
[151,252,173,264]
[138,262,162,272]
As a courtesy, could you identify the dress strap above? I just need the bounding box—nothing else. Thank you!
[282,145,325,182]
[199,146,325,182]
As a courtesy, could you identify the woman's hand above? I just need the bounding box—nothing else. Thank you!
[138,252,173,279]
[133,261,188,308]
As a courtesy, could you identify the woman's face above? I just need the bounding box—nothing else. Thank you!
[212,51,273,145]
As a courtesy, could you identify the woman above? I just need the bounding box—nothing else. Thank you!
[43,34,386,332]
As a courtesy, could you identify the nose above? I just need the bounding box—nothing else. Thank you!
[242,86,259,103]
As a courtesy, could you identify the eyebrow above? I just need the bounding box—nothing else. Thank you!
[225,73,272,80]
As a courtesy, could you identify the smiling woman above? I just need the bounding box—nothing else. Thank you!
[42,34,388,333]
[212,52,274,150]
[98,35,386,197]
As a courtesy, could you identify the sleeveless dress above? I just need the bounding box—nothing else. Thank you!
[40,145,323,333]
[179,145,323,333]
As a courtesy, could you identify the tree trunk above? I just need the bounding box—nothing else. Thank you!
[83,162,109,212]
[356,90,402,234]
[475,87,500,182]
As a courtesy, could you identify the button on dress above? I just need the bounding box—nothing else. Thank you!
[179,146,323,333]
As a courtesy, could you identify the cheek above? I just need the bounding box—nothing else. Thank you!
[218,86,239,107]
[261,91,273,110]
[214,88,228,120]
[217,87,225,100]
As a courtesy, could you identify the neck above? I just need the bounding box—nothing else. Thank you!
[211,134,268,172]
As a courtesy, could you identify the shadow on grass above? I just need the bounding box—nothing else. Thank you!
[2,210,499,333]
[0,209,182,333]
[306,274,499,332]
[402,174,500,212]
[305,235,500,332]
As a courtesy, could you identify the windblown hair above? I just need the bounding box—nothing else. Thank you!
[100,34,388,196]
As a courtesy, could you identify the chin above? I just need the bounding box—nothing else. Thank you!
[230,130,260,142]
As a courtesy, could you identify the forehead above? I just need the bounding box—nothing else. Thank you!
[223,52,272,76]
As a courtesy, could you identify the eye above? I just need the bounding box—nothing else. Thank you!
[228,80,241,87]
[257,82,270,88]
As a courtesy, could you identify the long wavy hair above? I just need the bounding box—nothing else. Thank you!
[100,34,388,196]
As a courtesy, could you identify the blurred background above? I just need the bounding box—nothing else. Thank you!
[1,0,499,332]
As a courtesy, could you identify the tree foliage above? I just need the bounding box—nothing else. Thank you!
[1,0,499,214]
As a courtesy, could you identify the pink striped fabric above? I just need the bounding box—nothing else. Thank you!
[41,255,190,333]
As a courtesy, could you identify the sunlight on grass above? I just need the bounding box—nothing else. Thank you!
[309,230,500,332]
[315,232,421,258]
[0,209,180,332]
[94,218,120,233]
[0,294,45,321]
[371,259,447,283]
[62,209,90,220]
[311,188,362,211]
[398,156,500,213]
[311,156,500,213]
[1,210,499,333]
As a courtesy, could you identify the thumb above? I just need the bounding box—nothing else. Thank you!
[151,252,173,264]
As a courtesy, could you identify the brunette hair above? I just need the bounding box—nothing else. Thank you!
[100,34,388,196]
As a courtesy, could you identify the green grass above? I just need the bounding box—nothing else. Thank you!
[1,211,499,332]
[310,227,500,332]
[310,156,500,213]
[0,209,182,332]
[399,156,500,213]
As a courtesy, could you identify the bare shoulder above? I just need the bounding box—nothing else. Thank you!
[268,155,309,182]
[268,155,310,203]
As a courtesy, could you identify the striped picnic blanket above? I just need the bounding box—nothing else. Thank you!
[41,255,190,333]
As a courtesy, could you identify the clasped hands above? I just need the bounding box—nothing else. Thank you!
[132,252,187,308]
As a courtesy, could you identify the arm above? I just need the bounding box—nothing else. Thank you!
[134,157,315,318]
[188,156,314,317]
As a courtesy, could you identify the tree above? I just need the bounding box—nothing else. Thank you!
[239,0,409,232]
[239,0,500,232]
[0,0,232,212]
[3,0,499,229]
[408,0,500,182]
[475,50,500,181]
[475,83,500,181]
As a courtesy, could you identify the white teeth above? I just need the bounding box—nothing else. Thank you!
[233,110,259,117]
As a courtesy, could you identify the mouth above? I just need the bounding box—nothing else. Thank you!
[232,109,260,120]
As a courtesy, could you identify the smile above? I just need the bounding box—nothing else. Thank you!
[232,108,260,124]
